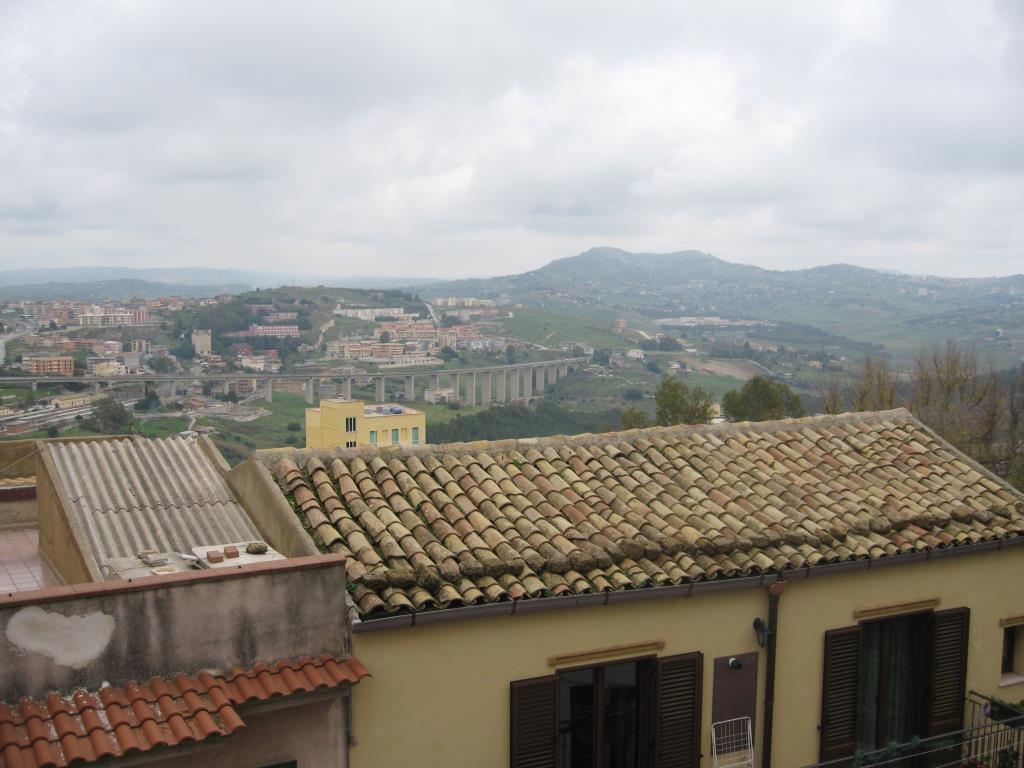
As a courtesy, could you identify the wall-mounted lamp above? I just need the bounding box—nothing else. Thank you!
[753,617,772,648]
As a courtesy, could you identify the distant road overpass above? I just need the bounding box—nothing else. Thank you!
[0,357,590,406]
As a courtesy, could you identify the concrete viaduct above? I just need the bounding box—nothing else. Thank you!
[0,357,589,407]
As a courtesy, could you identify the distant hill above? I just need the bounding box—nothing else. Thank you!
[0,266,436,301]
[421,247,1024,360]
[0,278,251,301]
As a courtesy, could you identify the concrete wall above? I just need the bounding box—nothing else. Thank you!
[225,457,319,558]
[0,436,116,480]
[34,445,94,583]
[0,486,36,528]
[348,545,1024,768]
[149,694,348,768]
[0,555,348,701]
[0,439,41,479]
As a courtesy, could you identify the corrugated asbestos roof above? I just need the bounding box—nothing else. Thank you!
[258,409,1024,618]
[44,437,259,565]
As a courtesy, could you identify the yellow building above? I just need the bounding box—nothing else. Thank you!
[305,398,425,449]
[51,393,96,409]
[238,410,1024,768]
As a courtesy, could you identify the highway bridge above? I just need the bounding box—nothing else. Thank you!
[0,357,590,406]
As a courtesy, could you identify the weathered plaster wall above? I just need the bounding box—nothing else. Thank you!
[349,546,1024,768]
[0,557,348,701]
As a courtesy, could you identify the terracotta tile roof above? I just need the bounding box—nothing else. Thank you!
[261,409,1024,618]
[0,655,368,768]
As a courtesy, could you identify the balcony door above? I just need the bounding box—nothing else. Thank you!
[856,612,931,751]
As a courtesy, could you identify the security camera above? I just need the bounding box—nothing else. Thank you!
[728,657,743,670]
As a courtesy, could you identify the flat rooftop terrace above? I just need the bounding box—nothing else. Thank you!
[0,476,61,594]
[0,526,60,594]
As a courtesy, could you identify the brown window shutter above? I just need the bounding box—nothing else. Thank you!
[819,626,860,763]
[928,607,970,736]
[656,652,703,768]
[510,676,556,768]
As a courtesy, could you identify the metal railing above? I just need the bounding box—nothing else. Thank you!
[803,692,1024,768]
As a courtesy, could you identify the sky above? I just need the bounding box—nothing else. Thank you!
[0,1,1022,280]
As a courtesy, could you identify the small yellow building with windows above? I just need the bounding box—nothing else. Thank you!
[51,393,96,410]
[305,398,425,449]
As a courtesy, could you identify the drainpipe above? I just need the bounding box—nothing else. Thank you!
[762,578,785,768]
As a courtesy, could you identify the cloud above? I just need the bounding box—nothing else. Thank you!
[0,0,1021,278]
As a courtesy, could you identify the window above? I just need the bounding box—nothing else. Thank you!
[1001,624,1024,684]
[511,653,701,768]
[819,608,969,763]
[559,660,654,768]
[345,441,356,448]
[856,613,930,750]
[412,426,420,445]
[369,431,377,446]
[345,416,356,432]
[391,428,399,445]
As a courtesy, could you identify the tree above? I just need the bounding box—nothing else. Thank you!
[287,422,302,432]
[622,388,644,401]
[621,406,651,430]
[138,388,160,412]
[150,356,173,373]
[654,377,714,426]
[171,341,195,360]
[81,398,132,434]
[722,376,804,422]
[505,345,517,364]
[645,361,662,374]
[379,331,391,343]
[851,356,898,411]
[658,336,681,351]
[593,349,611,366]
[817,376,845,415]
[46,425,59,438]
[440,346,458,361]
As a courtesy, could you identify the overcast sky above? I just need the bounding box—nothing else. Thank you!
[1,1,1022,279]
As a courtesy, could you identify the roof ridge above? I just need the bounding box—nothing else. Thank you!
[254,408,915,464]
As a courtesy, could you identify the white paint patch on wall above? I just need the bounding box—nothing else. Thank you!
[5,606,115,668]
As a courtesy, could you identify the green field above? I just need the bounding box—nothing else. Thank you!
[135,416,190,439]
[549,364,745,414]
[498,308,625,350]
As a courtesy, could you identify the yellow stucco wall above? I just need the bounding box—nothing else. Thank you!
[348,546,1024,768]
[306,399,425,449]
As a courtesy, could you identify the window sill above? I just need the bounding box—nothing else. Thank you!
[999,673,1024,688]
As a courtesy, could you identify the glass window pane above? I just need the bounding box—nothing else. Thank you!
[857,622,881,751]
[884,618,913,745]
[604,661,639,768]
[559,668,596,768]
